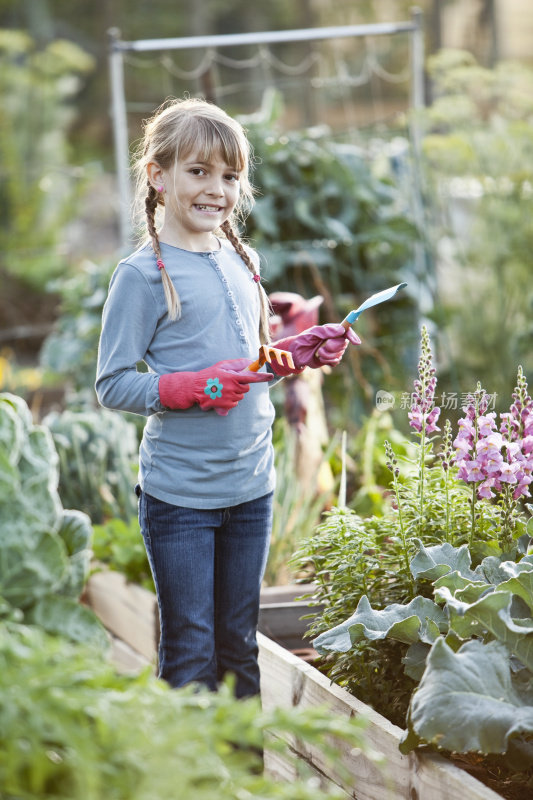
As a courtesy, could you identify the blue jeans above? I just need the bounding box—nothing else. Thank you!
[137,488,273,698]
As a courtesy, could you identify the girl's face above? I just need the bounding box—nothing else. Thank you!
[159,149,241,250]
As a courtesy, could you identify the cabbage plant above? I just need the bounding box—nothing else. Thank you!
[0,392,106,647]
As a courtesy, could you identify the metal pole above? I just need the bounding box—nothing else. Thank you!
[408,9,433,302]
[410,8,425,115]
[116,21,417,53]
[108,28,133,249]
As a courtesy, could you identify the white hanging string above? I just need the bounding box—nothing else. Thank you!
[123,37,411,135]
[259,46,321,76]
[125,39,409,89]
[213,49,264,70]
[311,53,371,89]
[366,37,410,83]
[158,49,217,80]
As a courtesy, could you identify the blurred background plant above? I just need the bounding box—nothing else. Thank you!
[0,393,107,647]
[0,622,376,800]
[92,516,154,591]
[40,260,114,398]
[0,28,95,290]
[43,407,139,525]
[421,49,533,401]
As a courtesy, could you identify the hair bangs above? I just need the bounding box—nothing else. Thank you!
[177,116,248,174]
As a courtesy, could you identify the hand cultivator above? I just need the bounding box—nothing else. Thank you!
[248,345,295,372]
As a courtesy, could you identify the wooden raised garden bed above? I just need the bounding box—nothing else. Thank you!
[85,570,503,800]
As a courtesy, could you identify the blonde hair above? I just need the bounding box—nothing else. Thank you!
[132,97,271,343]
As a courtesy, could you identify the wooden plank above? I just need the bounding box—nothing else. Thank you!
[258,633,503,800]
[263,743,352,797]
[260,584,316,604]
[85,570,158,661]
[109,635,154,674]
[259,584,322,650]
[258,602,315,650]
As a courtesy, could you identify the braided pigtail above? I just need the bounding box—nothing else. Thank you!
[221,220,271,344]
[145,182,181,321]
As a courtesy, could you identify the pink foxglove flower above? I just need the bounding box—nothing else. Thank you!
[453,371,533,506]
[408,326,441,436]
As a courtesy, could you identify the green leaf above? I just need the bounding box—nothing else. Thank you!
[313,595,447,653]
[401,638,533,755]
[410,540,478,582]
[58,509,93,555]
[0,393,25,466]
[26,595,109,650]
[0,530,68,608]
[433,571,488,602]
[440,588,533,670]
[497,559,533,613]
[402,641,431,681]
[59,549,91,598]
[475,555,513,584]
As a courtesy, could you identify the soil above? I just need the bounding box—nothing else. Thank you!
[448,753,532,800]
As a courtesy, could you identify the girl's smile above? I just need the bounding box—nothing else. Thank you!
[154,153,241,251]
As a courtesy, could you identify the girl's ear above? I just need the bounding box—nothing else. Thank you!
[147,161,165,192]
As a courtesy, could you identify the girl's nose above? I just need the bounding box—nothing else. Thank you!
[206,176,224,196]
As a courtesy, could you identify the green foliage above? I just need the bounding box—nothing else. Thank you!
[0,392,106,646]
[422,50,533,398]
[350,409,417,516]
[40,259,114,395]
[0,622,375,800]
[266,418,335,586]
[0,29,94,289]
[292,329,533,775]
[44,406,139,524]
[246,123,416,290]
[244,119,419,419]
[92,516,154,592]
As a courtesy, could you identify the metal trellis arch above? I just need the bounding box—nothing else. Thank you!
[108,9,425,248]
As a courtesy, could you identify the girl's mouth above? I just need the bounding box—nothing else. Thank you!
[195,204,223,212]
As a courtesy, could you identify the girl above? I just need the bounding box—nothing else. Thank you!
[96,97,359,698]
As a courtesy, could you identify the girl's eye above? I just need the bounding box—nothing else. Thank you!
[190,168,205,176]
[225,174,239,183]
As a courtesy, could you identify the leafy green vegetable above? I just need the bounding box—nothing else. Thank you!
[401,639,533,758]
[315,595,447,653]
[0,393,105,646]
[0,623,375,800]
[92,516,154,592]
[44,407,138,524]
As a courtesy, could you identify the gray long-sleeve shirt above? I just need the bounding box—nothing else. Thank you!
[95,239,275,509]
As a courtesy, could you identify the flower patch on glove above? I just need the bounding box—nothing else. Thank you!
[204,377,223,399]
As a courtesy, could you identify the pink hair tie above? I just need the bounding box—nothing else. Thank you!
[156,259,165,271]
[253,274,261,283]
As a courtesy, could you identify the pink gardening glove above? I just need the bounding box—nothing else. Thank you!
[269,324,361,377]
[159,358,272,415]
